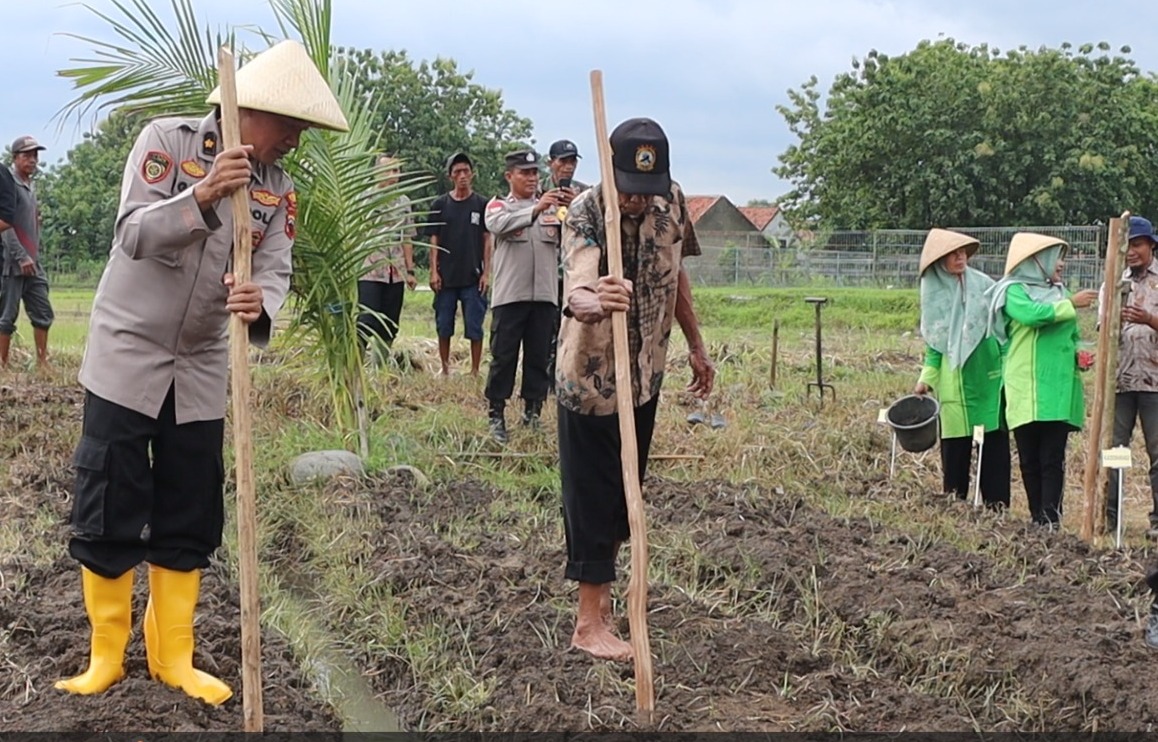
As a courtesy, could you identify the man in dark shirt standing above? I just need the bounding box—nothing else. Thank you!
[0,158,14,329]
[427,152,492,376]
[0,162,13,229]
[0,136,53,370]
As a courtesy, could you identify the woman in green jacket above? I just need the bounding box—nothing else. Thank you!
[988,233,1098,528]
[914,229,1010,509]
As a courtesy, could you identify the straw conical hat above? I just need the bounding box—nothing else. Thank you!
[207,40,348,132]
[1004,232,1068,275]
[919,229,980,275]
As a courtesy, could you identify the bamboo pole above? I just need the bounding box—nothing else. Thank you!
[1094,214,1131,539]
[218,45,263,732]
[589,70,655,721]
[1082,214,1128,542]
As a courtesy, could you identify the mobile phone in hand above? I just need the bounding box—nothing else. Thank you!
[558,178,572,189]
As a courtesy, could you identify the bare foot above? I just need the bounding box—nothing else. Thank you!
[571,624,634,662]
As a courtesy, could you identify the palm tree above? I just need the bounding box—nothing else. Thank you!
[57,0,428,454]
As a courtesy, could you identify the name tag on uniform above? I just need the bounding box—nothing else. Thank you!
[539,213,560,225]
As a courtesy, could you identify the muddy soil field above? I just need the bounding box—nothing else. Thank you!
[349,477,1158,732]
[6,376,1158,732]
[0,382,339,733]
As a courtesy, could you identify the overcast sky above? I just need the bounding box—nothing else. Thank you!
[5,0,1158,204]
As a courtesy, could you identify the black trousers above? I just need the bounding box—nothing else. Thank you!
[546,277,564,390]
[1013,421,1074,526]
[357,279,405,349]
[69,387,225,578]
[485,301,556,404]
[558,397,659,584]
[941,430,1011,508]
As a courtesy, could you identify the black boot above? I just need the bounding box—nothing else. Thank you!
[488,400,508,443]
[522,398,543,428]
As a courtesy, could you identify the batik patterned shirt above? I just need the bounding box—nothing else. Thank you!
[555,181,700,415]
[361,193,416,284]
[1117,259,1158,393]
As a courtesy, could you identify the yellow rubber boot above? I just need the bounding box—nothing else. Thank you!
[55,567,133,695]
[143,564,232,705]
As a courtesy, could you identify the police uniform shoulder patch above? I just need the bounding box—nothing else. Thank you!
[252,229,265,250]
[142,151,173,184]
[251,189,281,208]
[285,190,297,240]
[180,159,206,179]
[487,198,504,212]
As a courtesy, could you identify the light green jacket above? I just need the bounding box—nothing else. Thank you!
[1000,283,1084,430]
[919,336,1005,439]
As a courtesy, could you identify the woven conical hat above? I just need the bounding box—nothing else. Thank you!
[919,229,980,275]
[1004,232,1068,275]
[207,40,348,132]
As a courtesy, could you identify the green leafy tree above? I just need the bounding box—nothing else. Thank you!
[39,109,145,271]
[775,39,1158,229]
[335,47,534,200]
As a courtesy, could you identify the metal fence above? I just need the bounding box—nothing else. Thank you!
[687,226,1107,288]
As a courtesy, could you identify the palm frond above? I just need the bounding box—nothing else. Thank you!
[54,0,235,128]
[278,46,433,432]
[269,0,331,76]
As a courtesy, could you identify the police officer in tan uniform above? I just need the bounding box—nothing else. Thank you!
[56,40,347,706]
[484,148,564,441]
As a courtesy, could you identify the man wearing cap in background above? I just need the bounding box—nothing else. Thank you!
[483,148,564,441]
[1103,216,1158,539]
[0,135,54,370]
[426,152,491,376]
[542,139,589,386]
[556,118,714,661]
[56,40,347,706]
[542,138,589,197]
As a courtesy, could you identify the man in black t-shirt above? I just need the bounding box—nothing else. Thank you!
[426,152,492,375]
[0,165,14,314]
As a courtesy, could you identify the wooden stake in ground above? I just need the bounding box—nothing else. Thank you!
[588,69,655,720]
[770,318,780,390]
[1081,213,1129,543]
[217,45,264,733]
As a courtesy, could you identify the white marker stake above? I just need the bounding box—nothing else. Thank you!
[1101,446,1134,549]
[1117,468,1125,549]
[878,408,896,479]
[972,425,985,509]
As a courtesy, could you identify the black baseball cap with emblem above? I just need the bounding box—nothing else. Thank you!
[445,151,473,173]
[609,118,671,195]
[548,140,581,160]
[504,148,541,171]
